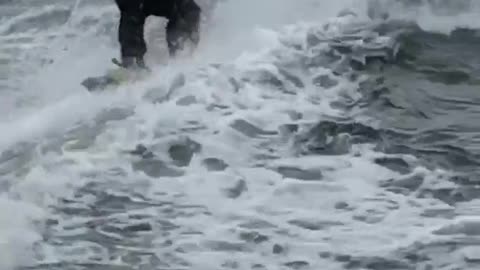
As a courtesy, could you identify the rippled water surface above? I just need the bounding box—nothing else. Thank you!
[1,1,480,270]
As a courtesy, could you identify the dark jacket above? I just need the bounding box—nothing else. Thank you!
[114,0,201,60]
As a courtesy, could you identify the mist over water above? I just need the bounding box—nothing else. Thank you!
[1,0,480,269]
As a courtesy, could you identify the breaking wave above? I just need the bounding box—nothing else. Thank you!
[1,0,479,269]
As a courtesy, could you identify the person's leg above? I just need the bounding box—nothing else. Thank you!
[166,18,183,56]
[115,0,147,68]
[166,0,201,57]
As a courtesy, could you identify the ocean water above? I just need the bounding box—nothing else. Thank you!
[1,0,480,269]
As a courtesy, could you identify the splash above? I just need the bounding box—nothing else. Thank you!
[368,0,480,34]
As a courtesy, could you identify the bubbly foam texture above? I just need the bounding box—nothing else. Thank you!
[0,196,46,269]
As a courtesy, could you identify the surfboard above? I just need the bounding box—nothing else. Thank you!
[81,58,150,92]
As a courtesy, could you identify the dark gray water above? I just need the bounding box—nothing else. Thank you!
[363,25,480,183]
[323,23,480,269]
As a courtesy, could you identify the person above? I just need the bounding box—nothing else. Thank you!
[114,0,201,70]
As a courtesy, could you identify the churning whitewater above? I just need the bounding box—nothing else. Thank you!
[1,0,480,269]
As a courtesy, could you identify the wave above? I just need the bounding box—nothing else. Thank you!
[0,1,479,270]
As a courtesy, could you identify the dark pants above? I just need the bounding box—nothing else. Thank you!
[114,0,201,60]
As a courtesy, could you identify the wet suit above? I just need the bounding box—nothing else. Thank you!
[114,0,201,69]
